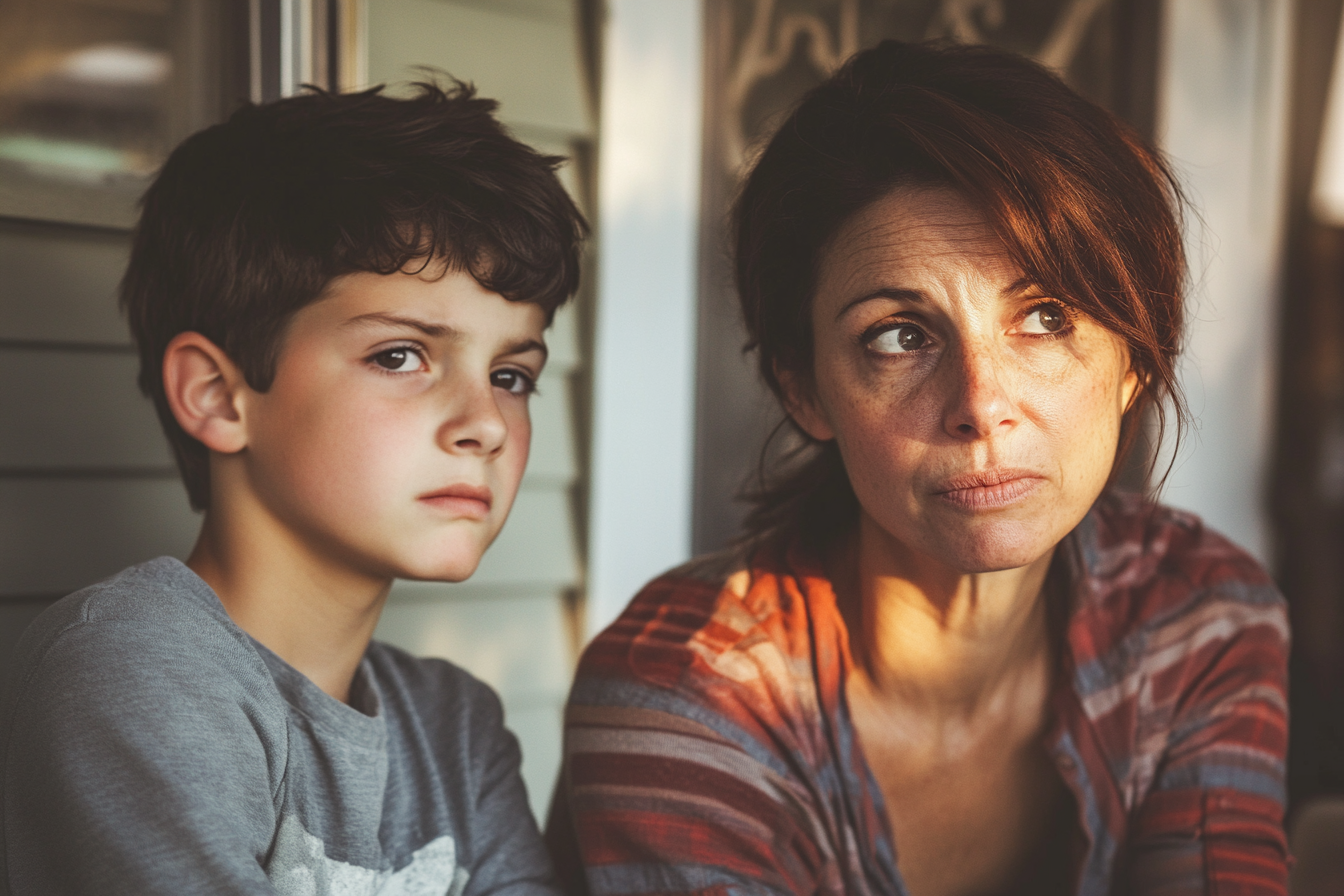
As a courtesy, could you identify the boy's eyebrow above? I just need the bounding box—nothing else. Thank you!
[341,312,456,338]
[504,338,549,362]
[341,312,548,361]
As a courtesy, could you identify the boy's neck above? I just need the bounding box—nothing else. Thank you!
[187,508,392,706]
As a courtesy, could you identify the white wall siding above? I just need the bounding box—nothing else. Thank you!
[1155,0,1293,562]
[0,220,193,617]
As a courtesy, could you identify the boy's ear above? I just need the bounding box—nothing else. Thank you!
[162,332,250,454]
[775,361,835,442]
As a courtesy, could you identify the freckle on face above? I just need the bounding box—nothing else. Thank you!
[800,186,1135,573]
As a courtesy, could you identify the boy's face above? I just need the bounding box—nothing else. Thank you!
[238,265,547,583]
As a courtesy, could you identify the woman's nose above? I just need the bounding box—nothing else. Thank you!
[941,341,1020,441]
[437,381,509,456]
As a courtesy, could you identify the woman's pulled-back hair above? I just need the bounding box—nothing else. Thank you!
[121,81,587,511]
[735,40,1187,544]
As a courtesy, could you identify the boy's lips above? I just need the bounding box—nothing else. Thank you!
[418,483,493,519]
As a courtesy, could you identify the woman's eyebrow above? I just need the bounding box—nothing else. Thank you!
[835,288,926,321]
[1001,276,1041,296]
[340,312,456,338]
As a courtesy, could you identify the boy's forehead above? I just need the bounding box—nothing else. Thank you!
[311,268,548,343]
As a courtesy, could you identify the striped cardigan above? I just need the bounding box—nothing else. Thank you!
[555,495,1290,895]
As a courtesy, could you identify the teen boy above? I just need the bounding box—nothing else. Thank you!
[1,83,585,895]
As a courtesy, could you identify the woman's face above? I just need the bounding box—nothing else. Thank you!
[785,186,1139,573]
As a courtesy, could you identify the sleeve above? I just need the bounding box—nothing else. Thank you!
[460,682,563,896]
[2,617,283,896]
[1124,582,1291,895]
[555,677,830,896]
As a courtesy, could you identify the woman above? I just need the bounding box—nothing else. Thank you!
[552,41,1289,895]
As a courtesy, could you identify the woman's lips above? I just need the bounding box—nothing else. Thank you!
[419,484,492,520]
[933,469,1044,510]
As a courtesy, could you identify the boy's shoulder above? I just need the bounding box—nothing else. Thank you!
[16,556,230,635]
[6,557,275,701]
[2,557,294,776]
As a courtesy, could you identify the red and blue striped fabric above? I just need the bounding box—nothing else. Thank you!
[556,494,1290,895]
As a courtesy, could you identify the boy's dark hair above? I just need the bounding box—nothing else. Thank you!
[121,82,588,511]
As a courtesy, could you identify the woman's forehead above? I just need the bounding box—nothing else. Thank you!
[818,187,1017,298]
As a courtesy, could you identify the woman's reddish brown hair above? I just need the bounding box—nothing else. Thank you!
[735,40,1187,542]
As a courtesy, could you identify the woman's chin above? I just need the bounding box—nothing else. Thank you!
[912,518,1058,574]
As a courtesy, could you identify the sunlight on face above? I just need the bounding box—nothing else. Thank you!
[792,186,1138,573]
[239,267,548,583]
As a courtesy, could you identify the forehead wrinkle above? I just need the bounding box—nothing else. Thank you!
[828,231,1007,306]
[819,187,1028,319]
[828,212,1000,285]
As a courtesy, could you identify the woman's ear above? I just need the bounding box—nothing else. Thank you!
[1120,366,1144,416]
[162,332,250,454]
[775,362,835,442]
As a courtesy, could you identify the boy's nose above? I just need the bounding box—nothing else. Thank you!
[438,382,509,456]
[941,340,1020,441]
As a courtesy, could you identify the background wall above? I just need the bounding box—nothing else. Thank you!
[0,0,241,681]
[1154,0,1292,565]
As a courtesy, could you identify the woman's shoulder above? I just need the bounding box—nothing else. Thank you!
[572,537,824,707]
[1082,492,1278,597]
[1068,492,1288,674]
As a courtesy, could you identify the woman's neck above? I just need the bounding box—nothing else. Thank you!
[833,510,1057,718]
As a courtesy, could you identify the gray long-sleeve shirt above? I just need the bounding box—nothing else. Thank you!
[1,557,560,896]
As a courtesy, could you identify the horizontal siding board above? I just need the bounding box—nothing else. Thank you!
[386,580,565,604]
[0,350,170,469]
[0,221,131,345]
[546,302,580,372]
[525,368,577,484]
[447,0,572,22]
[0,178,141,232]
[376,589,572,703]
[470,484,579,586]
[504,702,564,823]
[0,479,198,596]
[368,0,591,136]
[0,596,60,662]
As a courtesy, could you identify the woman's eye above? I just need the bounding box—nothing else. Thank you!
[371,347,426,372]
[491,368,535,395]
[868,325,927,354]
[1021,304,1068,335]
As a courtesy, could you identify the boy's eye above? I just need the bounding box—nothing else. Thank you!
[371,347,426,373]
[491,368,535,395]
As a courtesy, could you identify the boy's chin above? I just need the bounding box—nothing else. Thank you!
[397,559,482,584]
[389,546,488,584]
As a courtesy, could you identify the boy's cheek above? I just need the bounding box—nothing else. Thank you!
[495,414,533,502]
